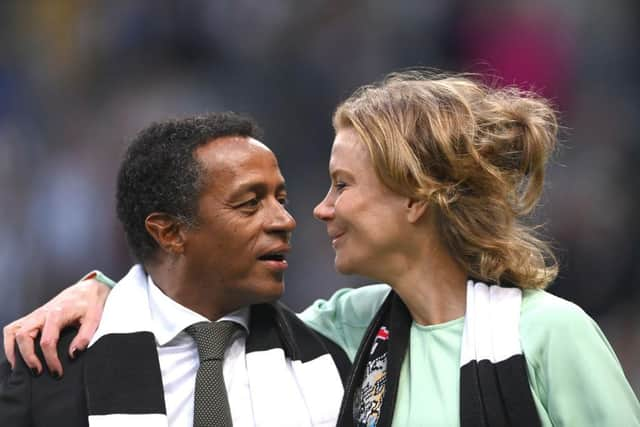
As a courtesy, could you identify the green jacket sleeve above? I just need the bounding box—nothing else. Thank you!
[522,291,640,426]
[298,284,391,361]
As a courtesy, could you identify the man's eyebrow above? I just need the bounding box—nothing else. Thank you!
[228,180,287,198]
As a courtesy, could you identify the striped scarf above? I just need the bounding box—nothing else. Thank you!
[85,265,351,427]
[337,280,540,427]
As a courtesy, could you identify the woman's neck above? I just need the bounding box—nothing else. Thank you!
[389,243,468,326]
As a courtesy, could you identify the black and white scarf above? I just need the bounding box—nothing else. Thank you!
[86,265,351,427]
[336,280,540,427]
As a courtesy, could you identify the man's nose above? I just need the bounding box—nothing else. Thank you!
[267,200,296,233]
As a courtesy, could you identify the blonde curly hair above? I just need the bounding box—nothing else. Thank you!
[333,70,558,289]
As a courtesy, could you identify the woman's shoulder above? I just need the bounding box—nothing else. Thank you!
[519,288,613,360]
[517,290,640,424]
[520,288,595,330]
[299,284,391,329]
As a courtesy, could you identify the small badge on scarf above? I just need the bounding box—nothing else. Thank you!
[354,326,390,426]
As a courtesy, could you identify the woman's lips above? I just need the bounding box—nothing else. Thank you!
[331,232,345,248]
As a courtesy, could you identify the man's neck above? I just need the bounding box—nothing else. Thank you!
[145,261,236,321]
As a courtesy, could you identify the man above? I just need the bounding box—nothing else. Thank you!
[0,112,350,426]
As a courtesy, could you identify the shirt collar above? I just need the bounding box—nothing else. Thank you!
[146,274,250,346]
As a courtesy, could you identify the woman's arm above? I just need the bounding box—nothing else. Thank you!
[522,291,640,425]
[298,284,391,360]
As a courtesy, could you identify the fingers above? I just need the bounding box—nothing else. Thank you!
[15,323,43,376]
[68,313,100,359]
[3,320,22,368]
[5,311,53,375]
[67,279,107,357]
[68,279,109,357]
[14,307,66,376]
[40,307,65,377]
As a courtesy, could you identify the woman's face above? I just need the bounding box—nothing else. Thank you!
[313,127,410,278]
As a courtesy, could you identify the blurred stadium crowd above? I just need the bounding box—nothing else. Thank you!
[0,1,638,393]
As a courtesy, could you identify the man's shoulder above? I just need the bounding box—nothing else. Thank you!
[36,327,83,371]
[0,356,11,383]
[0,330,87,427]
[247,301,352,382]
[248,301,333,346]
[0,333,79,386]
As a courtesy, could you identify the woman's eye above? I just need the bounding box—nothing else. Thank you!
[334,181,347,192]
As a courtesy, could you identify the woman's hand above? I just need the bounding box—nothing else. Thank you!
[3,278,111,377]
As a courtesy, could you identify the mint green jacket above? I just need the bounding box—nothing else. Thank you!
[299,284,640,426]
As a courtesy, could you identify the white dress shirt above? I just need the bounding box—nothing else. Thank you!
[146,276,255,427]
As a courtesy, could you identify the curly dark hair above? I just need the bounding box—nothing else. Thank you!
[116,112,263,263]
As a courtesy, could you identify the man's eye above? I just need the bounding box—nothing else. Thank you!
[278,197,289,206]
[241,198,260,208]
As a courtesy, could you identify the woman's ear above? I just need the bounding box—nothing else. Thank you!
[407,198,429,224]
[145,213,187,256]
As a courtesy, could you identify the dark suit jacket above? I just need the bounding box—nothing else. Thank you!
[0,303,351,427]
[0,328,89,426]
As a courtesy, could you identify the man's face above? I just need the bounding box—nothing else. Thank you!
[183,136,296,307]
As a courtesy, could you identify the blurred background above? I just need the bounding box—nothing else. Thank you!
[0,0,638,394]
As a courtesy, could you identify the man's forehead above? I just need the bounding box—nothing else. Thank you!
[209,134,270,149]
[244,137,271,152]
[196,136,284,186]
[198,136,274,163]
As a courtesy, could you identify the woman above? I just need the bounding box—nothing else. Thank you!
[5,71,640,426]
[299,71,639,425]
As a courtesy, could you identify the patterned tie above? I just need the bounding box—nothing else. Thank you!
[186,320,240,427]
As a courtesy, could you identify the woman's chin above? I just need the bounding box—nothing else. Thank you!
[334,256,362,276]
[334,257,352,275]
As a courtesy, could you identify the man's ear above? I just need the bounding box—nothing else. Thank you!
[145,213,187,256]
[407,198,429,224]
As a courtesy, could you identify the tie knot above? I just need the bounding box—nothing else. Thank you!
[186,320,240,361]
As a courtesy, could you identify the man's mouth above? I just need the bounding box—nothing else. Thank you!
[257,247,290,271]
[258,253,287,262]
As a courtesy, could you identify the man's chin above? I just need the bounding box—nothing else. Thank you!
[255,279,285,303]
[267,283,285,300]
